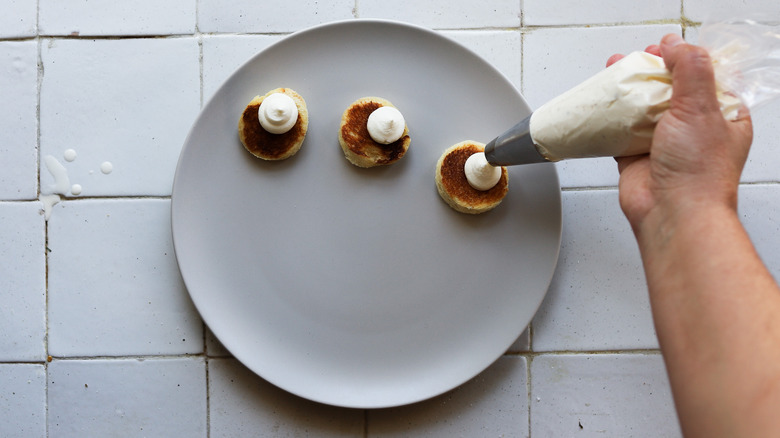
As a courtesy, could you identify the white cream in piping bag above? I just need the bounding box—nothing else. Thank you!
[258,93,299,134]
[529,51,741,161]
[367,106,405,144]
[465,152,502,191]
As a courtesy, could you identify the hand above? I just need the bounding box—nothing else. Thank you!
[611,34,753,234]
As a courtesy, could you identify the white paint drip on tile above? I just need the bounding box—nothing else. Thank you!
[100,161,113,174]
[71,184,82,196]
[64,149,77,162]
[39,194,61,220]
[43,155,70,195]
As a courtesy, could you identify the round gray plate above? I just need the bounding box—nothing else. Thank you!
[172,19,561,408]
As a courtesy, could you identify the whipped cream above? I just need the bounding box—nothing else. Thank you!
[465,152,502,191]
[367,106,405,144]
[258,93,299,134]
[530,51,741,161]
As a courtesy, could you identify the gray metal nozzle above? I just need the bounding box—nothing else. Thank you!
[484,114,549,166]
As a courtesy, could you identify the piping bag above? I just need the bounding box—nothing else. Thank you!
[485,19,780,166]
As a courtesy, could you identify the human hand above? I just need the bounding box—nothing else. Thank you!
[612,34,753,234]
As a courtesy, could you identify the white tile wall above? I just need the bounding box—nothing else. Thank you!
[47,358,207,437]
[0,202,46,362]
[531,354,681,437]
[684,0,780,22]
[359,0,520,28]
[39,0,196,36]
[0,364,46,438]
[525,0,680,26]
[0,0,37,38]
[208,358,365,437]
[0,41,38,200]
[532,190,657,351]
[3,0,778,436]
[368,356,529,437]
[47,199,202,357]
[197,0,355,33]
[39,38,200,197]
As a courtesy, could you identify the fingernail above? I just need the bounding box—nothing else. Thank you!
[664,33,684,47]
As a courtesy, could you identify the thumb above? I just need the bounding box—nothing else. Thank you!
[660,34,722,117]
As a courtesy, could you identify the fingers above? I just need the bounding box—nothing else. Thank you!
[659,34,721,116]
[606,54,625,67]
[607,44,661,67]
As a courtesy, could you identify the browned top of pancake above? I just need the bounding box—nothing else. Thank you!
[240,103,305,160]
[439,143,508,206]
[340,100,410,165]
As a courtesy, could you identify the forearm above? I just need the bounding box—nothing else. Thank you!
[635,202,780,437]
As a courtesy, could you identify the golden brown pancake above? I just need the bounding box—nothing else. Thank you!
[338,97,411,167]
[238,88,309,160]
[435,141,509,214]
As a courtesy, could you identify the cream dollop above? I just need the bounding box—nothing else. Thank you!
[367,106,405,144]
[258,93,299,134]
[465,152,502,191]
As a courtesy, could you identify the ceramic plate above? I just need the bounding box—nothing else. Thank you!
[172,19,561,408]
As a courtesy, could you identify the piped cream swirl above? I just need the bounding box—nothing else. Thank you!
[367,106,405,144]
[258,93,299,134]
[464,152,502,191]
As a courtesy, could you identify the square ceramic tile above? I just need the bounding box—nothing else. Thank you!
[531,354,680,437]
[523,25,681,188]
[524,0,679,25]
[39,0,196,36]
[0,0,37,38]
[0,41,38,200]
[359,0,520,28]
[740,184,780,279]
[440,30,522,88]
[48,358,207,437]
[47,199,203,356]
[368,356,529,437]
[202,34,285,103]
[0,202,46,362]
[197,0,354,33]
[0,364,46,438]
[532,190,657,352]
[685,0,780,22]
[39,38,200,197]
[208,358,364,437]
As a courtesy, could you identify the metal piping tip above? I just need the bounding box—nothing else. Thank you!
[484,114,549,166]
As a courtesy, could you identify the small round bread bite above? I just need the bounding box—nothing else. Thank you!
[238,88,309,160]
[435,141,509,214]
[338,96,411,167]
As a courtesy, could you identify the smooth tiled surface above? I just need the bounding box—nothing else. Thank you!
[684,0,780,21]
[524,0,679,25]
[532,190,657,351]
[47,199,202,356]
[208,358,364,437]
[531,354,681,437]
[0,202,46,362]
[197,0,355,33]
[0,364,46,438]
[39,0,196,36]
[0,0,37,38]
[0,41,38,200]
[3,2,779,437]
[48,358,207,437]
[359,0,520,28]
[39,38,200,197]
[368,356,529,437]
